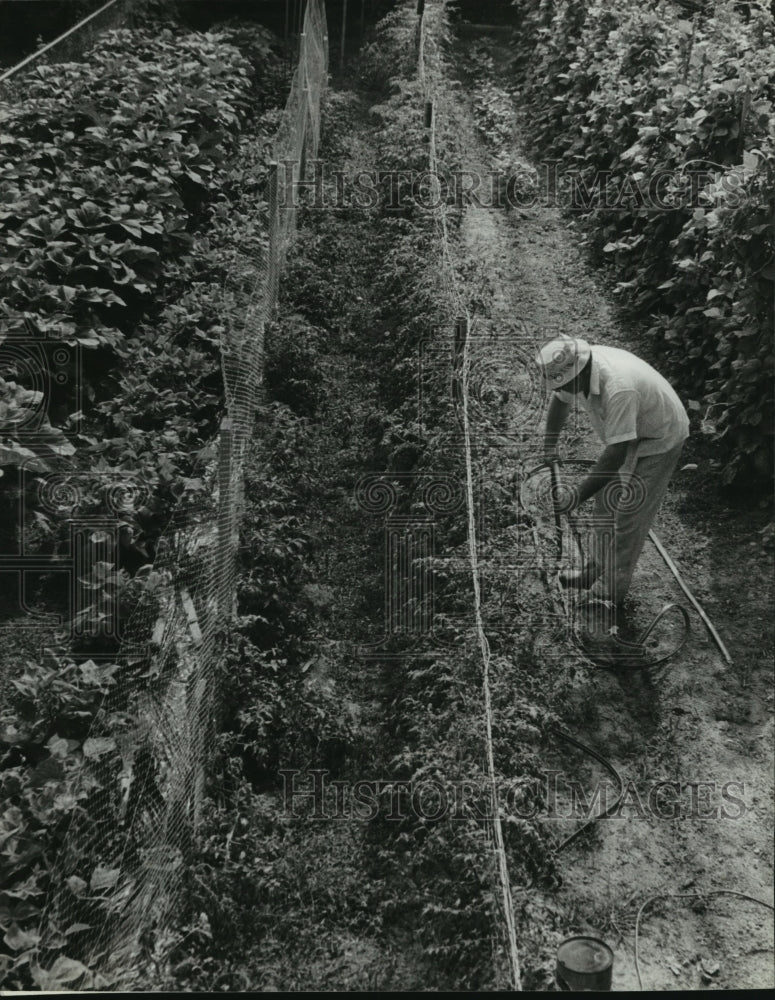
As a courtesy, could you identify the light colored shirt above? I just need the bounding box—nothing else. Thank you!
[555,345,689,463]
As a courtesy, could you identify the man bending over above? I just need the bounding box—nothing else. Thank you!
[535,336,689,616]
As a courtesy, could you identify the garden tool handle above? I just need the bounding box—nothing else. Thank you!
[549,459,564,561]
[550,460,586,570]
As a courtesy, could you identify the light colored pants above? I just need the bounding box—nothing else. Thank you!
[587,443,684,606]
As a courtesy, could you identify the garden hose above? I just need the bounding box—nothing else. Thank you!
[509,724,625,892]
[573,597,692,671]
[539,738,775,981]
[548,725,625,853]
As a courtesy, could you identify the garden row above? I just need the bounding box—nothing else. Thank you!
[0,12,287,990]
[349,5,553,985]
[0,12,284,588]
[511,0,774,484]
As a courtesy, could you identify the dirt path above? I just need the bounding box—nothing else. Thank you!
[450,28,774,991]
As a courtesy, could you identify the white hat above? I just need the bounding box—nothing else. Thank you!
[535,336,591,390]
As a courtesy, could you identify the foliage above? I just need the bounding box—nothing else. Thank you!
[0,18,286,991]
[332,2,557,987]
[0,18,282,531]
[0,1,573,991]
[162,3,549,986]
[0,22,285,586]
[144,397,367,992]
[0,651,130,990]
[358,2,423,93]
[0,378,75,477]
[264,315,326,418]
[153,769,380,991]
[511,0,775,483]
[0,27,254,353]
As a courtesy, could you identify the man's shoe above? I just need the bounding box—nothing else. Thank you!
[613,614,641,645]
[577,629,647,670]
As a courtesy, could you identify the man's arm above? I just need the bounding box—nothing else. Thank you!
[562,389,638,511]
[573,441,630,507]
[543,393,571,463]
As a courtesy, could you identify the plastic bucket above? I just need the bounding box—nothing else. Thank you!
[556,935,614,991]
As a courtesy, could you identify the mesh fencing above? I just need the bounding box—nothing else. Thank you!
[31,1,328,990]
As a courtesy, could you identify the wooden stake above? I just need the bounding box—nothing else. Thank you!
[300,26,307,160]
[341,0,348,72]
[454,316,468,357]
[300,102,308,183]
[267,159,279,305]
[738,89,752,160]
[417,14,424,84]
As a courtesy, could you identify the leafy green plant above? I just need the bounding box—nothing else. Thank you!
[0,21,287,584]
[264,315,326,418]
[358,3,422,94]
[0,650,129,990]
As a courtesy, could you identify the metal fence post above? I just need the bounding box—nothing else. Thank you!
[217,418,234,621]
[340,0,348,71]
[300,32,308,183]
[267,159,280,313]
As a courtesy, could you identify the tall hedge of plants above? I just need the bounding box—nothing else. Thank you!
[512,0,774,484]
